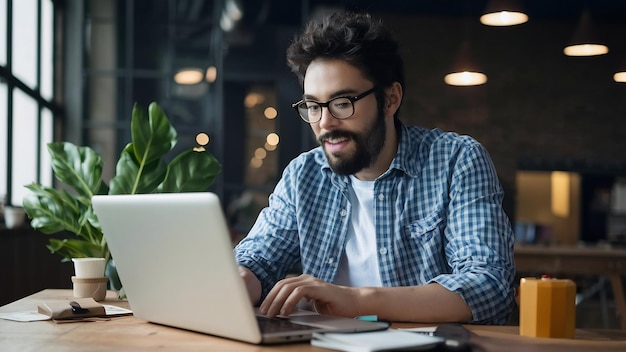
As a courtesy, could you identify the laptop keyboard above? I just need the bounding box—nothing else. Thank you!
[256,316,316,333]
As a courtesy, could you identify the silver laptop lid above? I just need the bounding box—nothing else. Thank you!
[92,192,263,343]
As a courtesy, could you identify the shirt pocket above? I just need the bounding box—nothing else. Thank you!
[404,213,447,276]
[405,213,444,244]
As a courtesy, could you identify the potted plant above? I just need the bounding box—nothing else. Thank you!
[22,102,221,288]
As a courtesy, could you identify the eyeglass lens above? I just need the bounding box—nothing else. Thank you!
[298,97,354,122]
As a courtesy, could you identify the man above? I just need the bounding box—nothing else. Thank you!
[234,11,515,325]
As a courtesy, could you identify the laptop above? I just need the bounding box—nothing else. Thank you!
[92,192,388,344]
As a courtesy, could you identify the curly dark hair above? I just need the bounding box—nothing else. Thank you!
[286,12,405,94]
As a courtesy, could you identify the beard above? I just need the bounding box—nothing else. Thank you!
[318,112,386,176]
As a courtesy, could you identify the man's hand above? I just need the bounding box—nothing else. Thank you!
[259,274,360,318]
[259,275,472,322]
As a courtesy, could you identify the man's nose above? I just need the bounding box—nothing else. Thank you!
[318,106,339,129]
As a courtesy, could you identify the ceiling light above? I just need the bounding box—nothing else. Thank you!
[481,11,528,26]
[564,44,608,57]
[615,71,626,83]
[564,11,608,57]
[444,41,487,87]
[480,0,528,26]
[254,148,267,160]
[264,107,277,119]
[444,71,488,86]
[205,66,217,83]
[250,157,263,168]
[193,133,210,152]
[174,68,204,85]
[266,133,279,146]
[244,92,265,108]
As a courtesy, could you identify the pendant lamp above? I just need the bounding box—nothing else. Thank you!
[480,0,528,26]
[174,68,205,85]
[563,10,608,57]
[444,41,487,86]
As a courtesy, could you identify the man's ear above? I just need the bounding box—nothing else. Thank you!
[384,82,403,117]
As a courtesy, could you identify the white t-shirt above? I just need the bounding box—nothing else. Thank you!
[333,175,382,287]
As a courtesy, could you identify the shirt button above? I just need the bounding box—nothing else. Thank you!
[327,257,335,264]
[379,247,388,255]
[378,194,385,201]
[340,209,348,216]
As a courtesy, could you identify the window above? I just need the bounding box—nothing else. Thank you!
[0,0,57,207]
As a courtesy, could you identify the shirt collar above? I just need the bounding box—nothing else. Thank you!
[388,122,422,179]
[318,121,423,182]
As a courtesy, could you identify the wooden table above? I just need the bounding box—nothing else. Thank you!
[2,290,626,351]
[514,244,626,330]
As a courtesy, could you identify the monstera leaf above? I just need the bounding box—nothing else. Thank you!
[108,145,169,195]
[46,143,108,198]
[131,102,177,164]
[23,184,93,236]
[159,149,222,193]
[23,102,222,262]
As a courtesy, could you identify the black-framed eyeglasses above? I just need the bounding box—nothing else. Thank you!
[291,87,378,123]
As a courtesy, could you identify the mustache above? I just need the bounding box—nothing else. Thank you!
[318,130,358,145]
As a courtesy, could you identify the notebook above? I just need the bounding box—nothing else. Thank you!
[311,329,444,351]
[91,192,388,344]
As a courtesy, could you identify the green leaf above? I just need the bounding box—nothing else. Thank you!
[109,146,167,194]
[158,149,222,193]
[47,142,105,198]
[47,238,107,260]
[131,102,177,164]
[23,184,88,235]
[23,184,104,244]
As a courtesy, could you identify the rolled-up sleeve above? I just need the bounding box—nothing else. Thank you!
[430,143,516,324]
[234,163,302,300]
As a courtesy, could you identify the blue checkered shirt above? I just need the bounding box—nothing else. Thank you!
[234,123,516,324]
